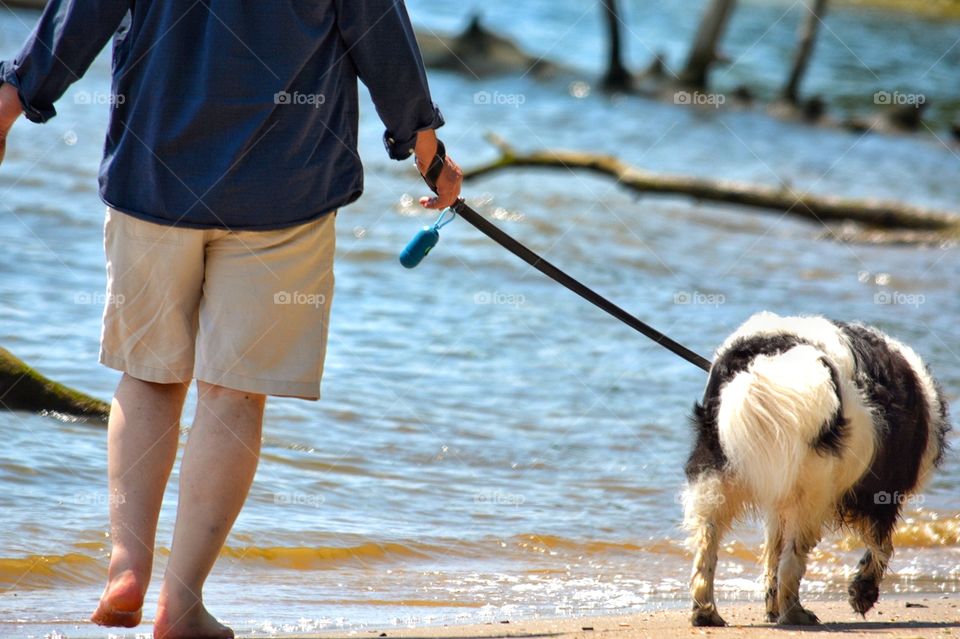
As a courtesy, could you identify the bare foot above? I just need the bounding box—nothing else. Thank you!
[154,591,233,639]
[90,568,144,628]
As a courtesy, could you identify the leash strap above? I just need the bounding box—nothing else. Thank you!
[452,200,712,371]
[423,139,446,190]
[418,140,713,373]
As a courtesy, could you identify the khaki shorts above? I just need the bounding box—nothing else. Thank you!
[99,207,335,399]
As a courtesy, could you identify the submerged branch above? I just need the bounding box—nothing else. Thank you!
[464,134,960,239]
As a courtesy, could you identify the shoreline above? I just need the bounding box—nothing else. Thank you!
[289,594,960,639]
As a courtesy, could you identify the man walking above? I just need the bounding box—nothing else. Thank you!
[0,1,461,637]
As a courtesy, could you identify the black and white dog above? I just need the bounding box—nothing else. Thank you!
[683,312,950,626]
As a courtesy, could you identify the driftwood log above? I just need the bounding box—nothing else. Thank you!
[0,347,109,421]
[464,135,960,241]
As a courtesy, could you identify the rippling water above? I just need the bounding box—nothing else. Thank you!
[1,1,959,637]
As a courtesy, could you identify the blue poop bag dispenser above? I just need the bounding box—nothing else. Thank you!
[400,137,455,268]
[399,209,456,268]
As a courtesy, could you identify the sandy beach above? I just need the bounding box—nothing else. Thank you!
[290,596,960,639]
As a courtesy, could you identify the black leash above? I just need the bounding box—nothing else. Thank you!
[420,141,713,373]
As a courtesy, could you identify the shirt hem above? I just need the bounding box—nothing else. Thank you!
[99,189,360,231]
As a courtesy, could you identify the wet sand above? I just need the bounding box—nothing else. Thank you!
[293,595,959,639]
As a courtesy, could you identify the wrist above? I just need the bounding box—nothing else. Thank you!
[414,129,437,167]
[0,83,23,130]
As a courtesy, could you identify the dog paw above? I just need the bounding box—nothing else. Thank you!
[778,606,820,626]
[848,576,880,615]
[691,605,727,627]
[765,588,779,622]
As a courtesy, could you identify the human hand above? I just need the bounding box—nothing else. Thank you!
[0,83,22,165]
[414,129,462,209]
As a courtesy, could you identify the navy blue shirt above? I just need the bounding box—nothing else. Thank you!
[1,0,444,230]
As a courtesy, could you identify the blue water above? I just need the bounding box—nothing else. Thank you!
[0,1,959,637]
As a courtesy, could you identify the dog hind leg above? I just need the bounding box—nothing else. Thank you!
[776,516,821,625]
[685,473,742,627]
[848,529,893,616]
[762,515,783,622]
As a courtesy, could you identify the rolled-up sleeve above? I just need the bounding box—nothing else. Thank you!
[0,0,131,123]
[334,0,444,160]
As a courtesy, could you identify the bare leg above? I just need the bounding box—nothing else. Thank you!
[762,515,783,622]
[848,530,893,615]
[685,473,741,627]
[91,375,189,627]
[154,381,266,639]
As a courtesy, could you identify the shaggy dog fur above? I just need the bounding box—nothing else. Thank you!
[683,312,950,626]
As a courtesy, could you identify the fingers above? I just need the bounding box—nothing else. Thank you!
[422,156,463,210]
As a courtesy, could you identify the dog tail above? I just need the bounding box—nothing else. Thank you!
[717,344,843,506]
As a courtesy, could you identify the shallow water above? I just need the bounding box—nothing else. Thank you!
[0,1,959,637]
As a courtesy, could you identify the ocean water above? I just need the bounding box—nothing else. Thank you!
[1,0,959,637]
